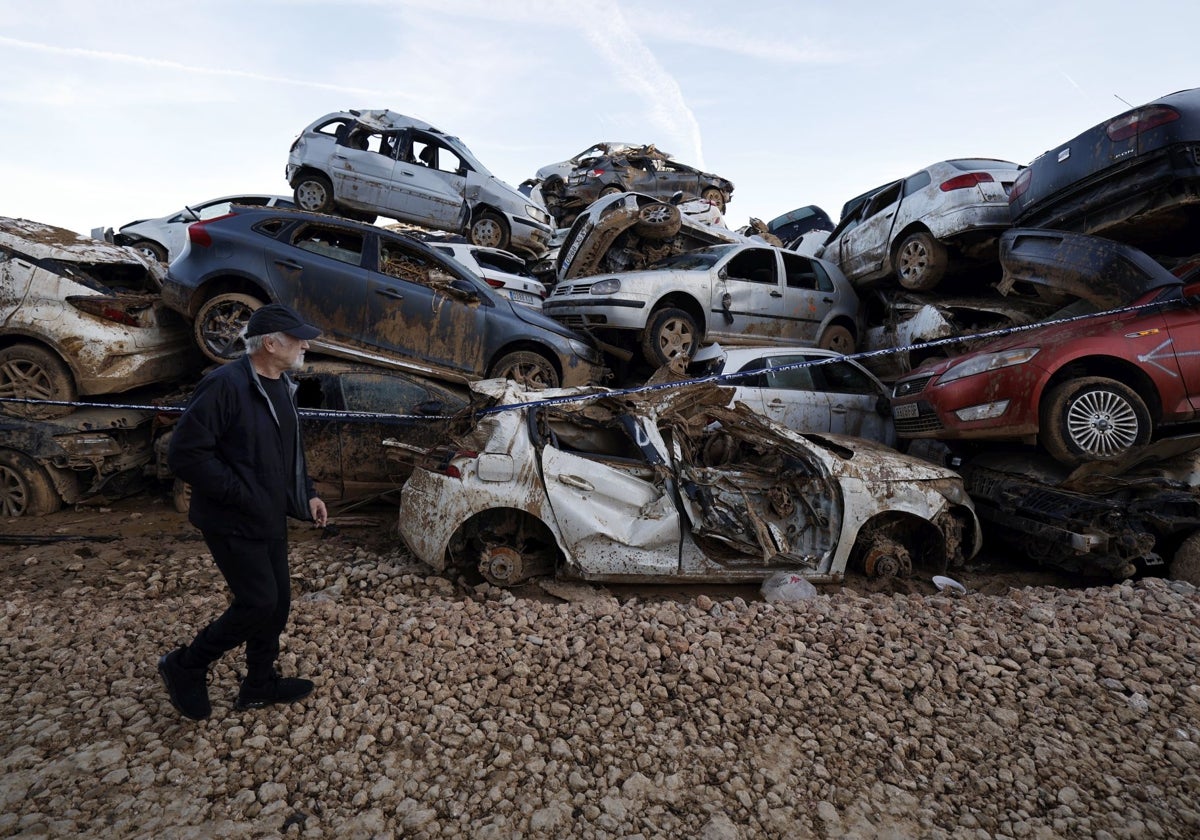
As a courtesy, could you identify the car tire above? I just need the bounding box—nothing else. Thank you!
[470,210,511,251]
[1039,376,1151,464]
[194,293,264,363]
[0,344,76,420]
[599,185,624,199]
[489,351,559,389]
[701,187,727,213]
[642,307,699,367]
[894,231,948,291]
[635,203,682,241]
[130,239,168,263]
[293,173,335,214]
[0,449,61,517]
[1170,530,1200,586]
[173,478,191,514]
[818,324,855,355]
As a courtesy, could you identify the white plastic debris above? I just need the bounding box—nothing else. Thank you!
[932,575,967,594]
[761,571,818,603]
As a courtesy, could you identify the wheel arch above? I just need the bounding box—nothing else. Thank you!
[1041,357,1163,423]
[850,509,970,577]
[288,164,331,189]
[888,222,936,264]
[0,334,80,393]
[487,340,562,381]
[445,505,566,577]
[647,293,706,332]
[188,274,272,319]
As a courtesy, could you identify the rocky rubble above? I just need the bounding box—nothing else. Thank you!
[2,524,1200,839]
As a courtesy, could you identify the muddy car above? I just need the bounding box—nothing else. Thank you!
[160,206,605,389]
[960,437,1200,585]
[549,144,734,225]
[0,217,197,420]
[545,241,861,368]
[428,243,547,308]
[818,158,1023,292]
[399,379,980,587]
[890,229,1192,465]
[1,408,156,517]
[158,361,469,508]
[286,109,554,258]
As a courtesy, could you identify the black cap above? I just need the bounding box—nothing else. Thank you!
[244,303,321,339]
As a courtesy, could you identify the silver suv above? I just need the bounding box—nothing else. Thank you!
[286,109,554,258]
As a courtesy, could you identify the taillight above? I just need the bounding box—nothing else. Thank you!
[66,296,146,327]
[1106,105,1180,142]
[484,278,505,289]
[1009,169,1032,203]
[187,213,234,248]
[939,172,994,192]
[589,168,605,177]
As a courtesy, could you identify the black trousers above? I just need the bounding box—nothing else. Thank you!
[184,533,291,684]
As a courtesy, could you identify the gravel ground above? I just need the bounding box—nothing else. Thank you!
[2,502,1200,839]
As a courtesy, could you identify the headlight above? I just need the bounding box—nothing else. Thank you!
[938,348,1039,385]
[568,339,602,363]
[525,204,549,224]
[589,278,621,295]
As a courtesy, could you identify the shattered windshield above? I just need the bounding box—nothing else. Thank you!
[649,245,735,271]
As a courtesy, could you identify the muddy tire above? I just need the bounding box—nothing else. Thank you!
[130,239,168,263]
[469,210,511,251]
[194,292,264,363]
[0,344,75,419]
[895,231,948,291]
[173,478,191,514]
[818,324,855,355]
[641,307,699,367]
[1040,377,1150,465]
[599,185,624,199]
[1171,531,1200,586]
[489,351,559,389]
[293,173,335,214]
[635,203,682,241]
[701,187,726,213]
[0,450,61,517]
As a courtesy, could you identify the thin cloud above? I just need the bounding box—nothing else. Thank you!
[0,35,405,100]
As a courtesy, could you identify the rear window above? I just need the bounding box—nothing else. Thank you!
[948,159,1020,171]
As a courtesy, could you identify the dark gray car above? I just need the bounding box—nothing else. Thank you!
[159,206,605,389]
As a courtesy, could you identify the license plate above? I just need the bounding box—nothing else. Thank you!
[892,403,919,419]
[510,291,542,305]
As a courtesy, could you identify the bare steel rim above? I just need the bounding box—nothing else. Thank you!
[640,204,675,226]
[656,315,696,359]
[1064,388,1142,456]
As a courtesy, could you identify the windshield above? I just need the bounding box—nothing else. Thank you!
[649,245,736,270]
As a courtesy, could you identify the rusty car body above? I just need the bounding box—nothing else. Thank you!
[1,407,156,516]
[0,216,197,420]
[398,379,980,587]
[544,240,861,369]
[890,229,1193,465]
[286,109,554,258]
[159,206,605,389]
[959,436,1200,585]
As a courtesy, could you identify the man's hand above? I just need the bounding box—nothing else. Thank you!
[309,497,328,528]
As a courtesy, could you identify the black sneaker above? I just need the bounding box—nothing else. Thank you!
[158,647,211,721]
[235,673,315,710]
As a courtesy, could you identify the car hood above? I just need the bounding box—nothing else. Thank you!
[0,217,165,274]
[999,228,1181,309]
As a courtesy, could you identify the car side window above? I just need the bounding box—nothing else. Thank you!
[292,224,365,266]
[809,359,878,395]
[724,248,777,284]
[762,356,815,391]
[341,373,429,413]
[411,135,465,175]
[811,261,835,292]
[733,359,770,388]
[903,170,932,197]
[197,201,233,220]
[782,252,820,290]
[862,181,903,220]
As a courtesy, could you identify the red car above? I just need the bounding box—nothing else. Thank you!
[890,229,1197,464]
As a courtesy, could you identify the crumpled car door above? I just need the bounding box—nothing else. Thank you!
[540,444,682,577]
[388,130,469,230]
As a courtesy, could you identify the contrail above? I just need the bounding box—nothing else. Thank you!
[0,35,403,99]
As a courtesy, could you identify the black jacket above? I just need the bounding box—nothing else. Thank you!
[168,355,316,538]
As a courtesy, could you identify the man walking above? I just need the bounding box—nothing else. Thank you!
[159,303,328,721]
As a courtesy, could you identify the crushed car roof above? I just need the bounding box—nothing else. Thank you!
[0,216,161,267]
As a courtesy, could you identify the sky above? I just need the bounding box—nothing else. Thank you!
[2,0,1198,240]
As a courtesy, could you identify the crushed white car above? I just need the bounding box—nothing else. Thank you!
[399,380,981,586]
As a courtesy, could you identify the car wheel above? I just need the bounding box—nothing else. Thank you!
[293,173,335,214]
[641,307,699,367]
[818,325,855,355]
[194,293,264,363]
[489,351,559,389]
[130,239,168,262]
[895,231,948,291]
[470,211,511,251]
[1039,377,1151,464]
[1171,530,1200,586]
[599,185,624,198]
[635,203,682,241]
[701,187,726,213]
[0,450,61,517]
[0,344,76,420]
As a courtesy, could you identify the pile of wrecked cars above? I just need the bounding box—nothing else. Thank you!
[6,90,1200,593]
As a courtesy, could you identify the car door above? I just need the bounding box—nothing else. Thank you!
[265,221,370,347]
[327,126,398,210]
[657,161,697,197]
[839,180,903,279]
[387,130,469,229]
[707,248,833,345]
[1158,285,1200,414]
[722,354,834,433]
[362,235,490,376]
[803,356,895,445]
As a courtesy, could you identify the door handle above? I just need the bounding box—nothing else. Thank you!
[822,297,834,303]
[375,288,405,300]
[274,259,303,270]
[558,474,594,491]
[770,290,783,297]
